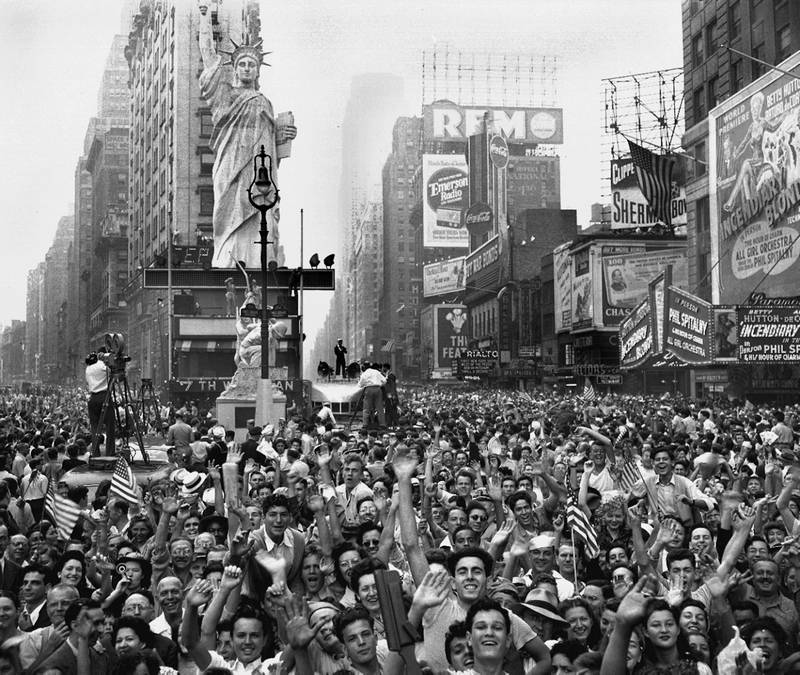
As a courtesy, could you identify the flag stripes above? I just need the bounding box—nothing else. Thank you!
[628,140,675,227]
[580,377,597,403]
[109,455,140,504]
[566,487,600,559]
[618,458,640,493]
[44,482,82,540]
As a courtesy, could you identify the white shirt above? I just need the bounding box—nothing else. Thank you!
[358,368,387,388]
[206,650,265,674]
[85,361,108,393]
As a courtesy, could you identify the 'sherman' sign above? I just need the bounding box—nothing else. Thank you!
[424,103,564,144]
[737,306,800,362]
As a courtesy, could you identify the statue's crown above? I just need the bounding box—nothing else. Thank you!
[221,35,271,68]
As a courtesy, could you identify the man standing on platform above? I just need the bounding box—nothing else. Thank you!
[357,363,386,429]
[334,339,348,378]
[85,348,114,456]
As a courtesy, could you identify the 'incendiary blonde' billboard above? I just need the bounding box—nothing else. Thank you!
[710,51,800,304]
[423,154,469,248]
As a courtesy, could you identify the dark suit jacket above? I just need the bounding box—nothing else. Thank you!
[22,604,51,632]
[0,558,21,593]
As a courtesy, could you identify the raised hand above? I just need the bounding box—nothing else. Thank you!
[393,452,419,481]
[208,466,221,483]
[665,574,685,607]
[316,444,332,467]
[307,494,325,513]
[489,519,514,548]
[486,476,503,502]
[615,575,655,627]
[221,565,244,592]
[284,593,322,651]
[509,530,531,559]
[412,568,451,610]
[186,579,214,607]
[226,445,244,465]
[255,550,287,585]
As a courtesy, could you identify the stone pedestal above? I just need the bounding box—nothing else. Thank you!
[216,365,286,442]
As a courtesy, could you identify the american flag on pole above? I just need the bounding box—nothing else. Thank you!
[627,140,675,227]
[618,457,641,494]
[44,482,82,540]
[579,377,597,403]
[109,455,140,505]
[566,486,600,558]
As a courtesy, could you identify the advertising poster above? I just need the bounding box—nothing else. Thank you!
[433,304,469,371]
[610,157,686,230]
[649,271,669,354]
[710,52,800,303]
[507,156,561,213]
[423,257,466,297]
[712,307,738,361]
[423,154,470,248]
[572,249,593,329]
[599,244,646,327]
[619,298,653,369]
[736,306,800,363]
[664,287,713,364]
[553,242,572,332]
[602,249,688,312]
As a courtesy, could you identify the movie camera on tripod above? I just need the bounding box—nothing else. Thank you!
[87,333,149,463]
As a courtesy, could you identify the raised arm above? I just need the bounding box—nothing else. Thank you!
[395,451,429,586]
[197,4,220,71]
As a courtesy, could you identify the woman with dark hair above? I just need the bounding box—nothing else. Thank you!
[559,597,602,650]
[740,617,786,675]
[56,550,91,598]
[0,592,23,663]
[601,576,711,674]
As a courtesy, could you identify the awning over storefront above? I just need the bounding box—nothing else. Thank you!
[174,339,236,352]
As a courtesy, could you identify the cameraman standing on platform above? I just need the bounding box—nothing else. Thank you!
[86,347,115,456]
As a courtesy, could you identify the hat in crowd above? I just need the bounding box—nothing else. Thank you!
[118,552,152,580]
[181,471,207,496]
[529,534,556,551]
[262,425,275,436]
[210,425,225,440]
[487,577,520,603]
[512,589,568,625]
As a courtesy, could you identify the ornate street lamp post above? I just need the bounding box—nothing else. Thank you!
[247,145,279,422]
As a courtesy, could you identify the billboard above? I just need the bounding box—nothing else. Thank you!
[602,249,688,324]
[507,156,561,214]
[664,287,713,364]
[610,157,686,230]
[553,242,572,332]
[424,102,564,144]
[572,249,593,329]
[423,257,466,297]
[712,307,738,361]
[423,154,470,248]
[619,298,652,369]
[433,304,469,371]
[736,306,800,363]
[710,52,800,303]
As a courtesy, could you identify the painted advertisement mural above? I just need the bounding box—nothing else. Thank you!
[710,52,800,303]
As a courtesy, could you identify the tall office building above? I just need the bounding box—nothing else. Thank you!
[124,0,256,387]
[24,264,44,380]
[332,74,405,356]
[380,116,423,377]
[352,200,383,358]
[40,217,74,383]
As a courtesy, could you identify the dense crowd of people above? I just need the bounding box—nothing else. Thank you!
[0,383,799,673]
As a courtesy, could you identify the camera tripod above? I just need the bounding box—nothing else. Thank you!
[91,366,149,463]
[137,378,163,436]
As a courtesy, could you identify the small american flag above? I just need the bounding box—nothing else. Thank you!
[109,455,140,505]
[566,486,599,558]
[618,457,641,494]
[628,139,675,228]
[44,482,82,540]
[580,377,597,403]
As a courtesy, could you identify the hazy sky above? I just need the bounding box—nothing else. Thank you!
[0,0,683,341]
